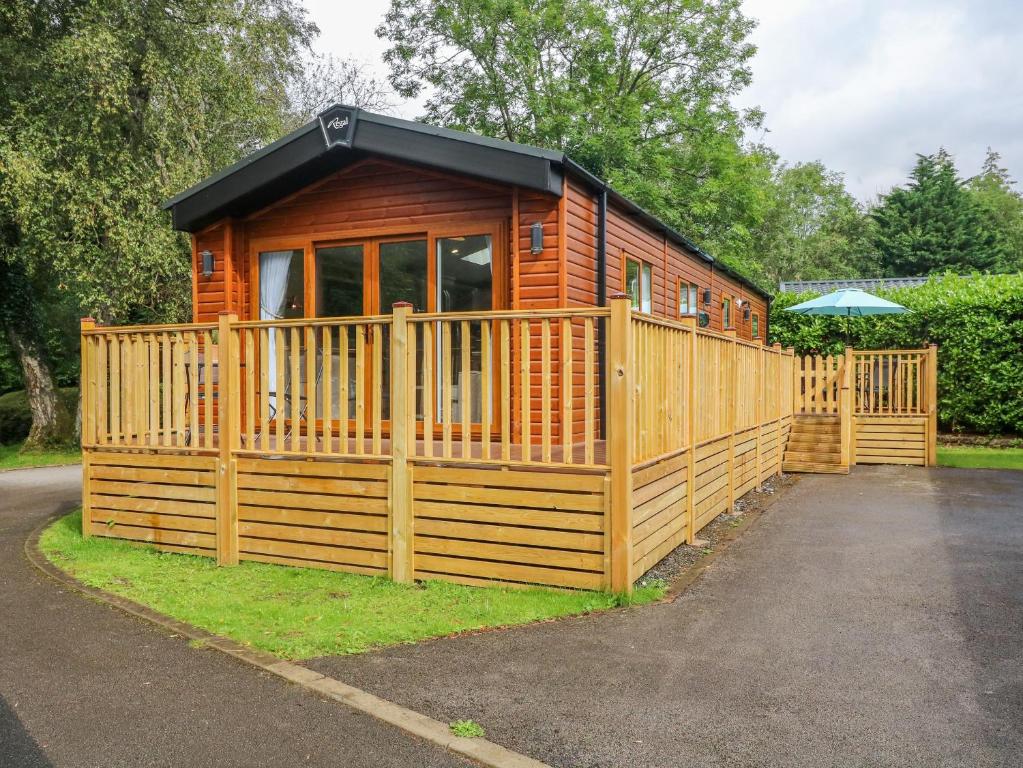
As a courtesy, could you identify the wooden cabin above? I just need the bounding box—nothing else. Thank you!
[167,104,770,341]
[77,106,934,594]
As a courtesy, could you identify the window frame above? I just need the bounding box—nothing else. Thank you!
[752,312,760,339]
[677,278,699,317]
[722,295,732,329]
[624,256,653,314]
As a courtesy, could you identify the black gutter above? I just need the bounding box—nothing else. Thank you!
[596,189,608,440]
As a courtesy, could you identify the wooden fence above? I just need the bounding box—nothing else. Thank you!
[790,346,937,468]
[80,296,797,593]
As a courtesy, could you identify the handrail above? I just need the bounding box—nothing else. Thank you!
[82,321,218,336]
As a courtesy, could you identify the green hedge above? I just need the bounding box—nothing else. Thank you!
[769,273,1023,435]
[0,388,79,445]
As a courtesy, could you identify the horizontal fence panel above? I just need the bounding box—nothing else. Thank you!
[86,450,217,555]
[411,463,608,590]
[236,457,390,575]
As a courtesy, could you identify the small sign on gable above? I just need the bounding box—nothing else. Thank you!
[318,105,358,149]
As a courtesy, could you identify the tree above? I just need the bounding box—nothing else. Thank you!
[753,161,878,287]
[377,0,767,271]
[871,149,997,276]
[0,0,316,448]
[288,55,394,124]
[966,149,1023,273]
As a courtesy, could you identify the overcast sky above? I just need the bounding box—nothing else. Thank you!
[302,0,1023,202]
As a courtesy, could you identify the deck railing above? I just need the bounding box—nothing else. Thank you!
[81,297,803,592]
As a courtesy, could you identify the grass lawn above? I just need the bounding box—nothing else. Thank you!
[41,511,665,660]
[937,446,1023,471]
[0,442,81,470]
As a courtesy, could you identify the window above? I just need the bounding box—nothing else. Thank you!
[678,280,699,316]
[437,235,493,423]
[259,249,304,320]
[752,313,760,338]
[315,244,364,317]
[722,296,732,328]
[625,257,652,313]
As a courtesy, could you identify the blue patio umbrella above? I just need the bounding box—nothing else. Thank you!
[784,287,910,341]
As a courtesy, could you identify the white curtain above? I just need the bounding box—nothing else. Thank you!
[259,250,293,409]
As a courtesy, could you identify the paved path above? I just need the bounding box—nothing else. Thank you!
[310,466,1023,768]
[0,466,466,768]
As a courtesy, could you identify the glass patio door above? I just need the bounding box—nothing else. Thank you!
[436,235,492,425]
[314,238,428,422]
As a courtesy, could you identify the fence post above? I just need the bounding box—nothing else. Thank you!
[80,318,96,538]
[754,343,764,490]
[724,329,737,512]
[389,302,414,584]
[679,316,698,543]
[772,344,783,477]
[840,346,853,470]
[216,312,239,566]
[927,343,938,466]
[845,347,856,467]
[607,294,633,593]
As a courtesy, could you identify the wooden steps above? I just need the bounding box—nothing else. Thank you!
[782,414,849,474]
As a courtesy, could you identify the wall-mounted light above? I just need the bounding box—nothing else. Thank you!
[200,249,215,277]
[530,222,544,254]
[702,288,712,306]
[743,305,751,321]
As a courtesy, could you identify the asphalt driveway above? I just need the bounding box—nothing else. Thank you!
[309,466,1023,767]
[0,465,466,768]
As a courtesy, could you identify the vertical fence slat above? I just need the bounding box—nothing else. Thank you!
[481,320,491,461]
[109,335,121,445]
[422,321,433,458]
[244,330,254,447]
[274,328,285,451]
[500,320,510,463]
[339,326,349,453]
[258,329,268,452]
[372,323,382,456]
[584,317,595,466]
[288,328,300,450]
[147,336,159,447]
[561,317,572,464]
[322,326,332,452]
[305,326,317,452]
[460,319,471,459]
[541,319,552,463]
[442,321,452,458]
[354,326,366,455]
[520,319,531,463]
[96,337,108,445]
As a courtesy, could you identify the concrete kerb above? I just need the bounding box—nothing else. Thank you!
[23,514,551,768]
[22,474,798,768]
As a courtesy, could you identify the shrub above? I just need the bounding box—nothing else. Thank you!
[0,387,79,445]
[769,273,1023,435]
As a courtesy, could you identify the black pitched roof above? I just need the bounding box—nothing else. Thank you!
[164,105,769,300]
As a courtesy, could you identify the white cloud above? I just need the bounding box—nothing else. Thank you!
[739,0,1023,200]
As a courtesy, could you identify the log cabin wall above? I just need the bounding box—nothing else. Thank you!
[189,157,768,442]
[600,198,768,342]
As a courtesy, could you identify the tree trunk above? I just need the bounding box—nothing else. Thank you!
[5,324,72,450]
